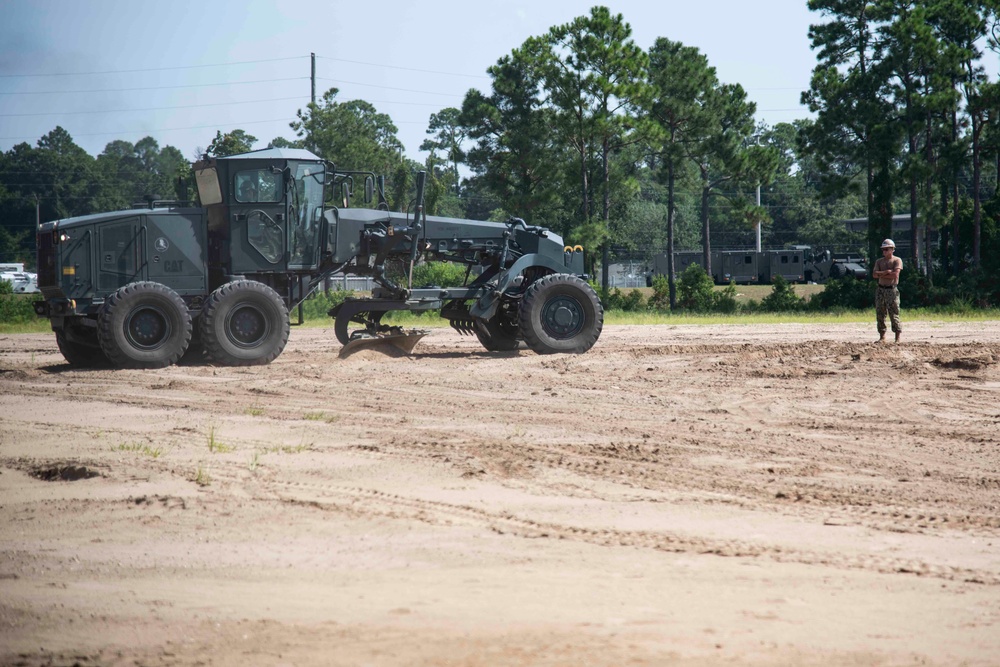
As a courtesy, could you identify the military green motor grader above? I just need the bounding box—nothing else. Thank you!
[34,148,602,368]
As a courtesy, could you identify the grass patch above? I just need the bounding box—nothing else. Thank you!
[260,443,312,455]
[303,411,339,423]
[245,406,265,417]
[193,466,211,487]
[0,319,50,334]
[112,442,163,458]
[207,425,234,454]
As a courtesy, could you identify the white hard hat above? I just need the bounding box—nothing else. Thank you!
[880,238,895,249]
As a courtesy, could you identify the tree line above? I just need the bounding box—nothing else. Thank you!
[2,3,998,308]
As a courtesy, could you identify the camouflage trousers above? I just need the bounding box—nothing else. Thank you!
[875,285,901,336]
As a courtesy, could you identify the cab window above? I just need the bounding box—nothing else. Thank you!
[235,169,282,204]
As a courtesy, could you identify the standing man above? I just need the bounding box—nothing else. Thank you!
[872,238,903,343]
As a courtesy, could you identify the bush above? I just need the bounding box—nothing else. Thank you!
[810,276,873,310]
[647,274,671,311]
[598,287,646,312]
[760,275,806,312]
[714,281,739,314]
[621,288,646,312]
[0,280,38,324]
[677,264,716,312]
[901,269,1000,309]
[411,262,468,288]
[298,288,354,320]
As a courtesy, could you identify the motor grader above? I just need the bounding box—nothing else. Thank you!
[33,147,603,368]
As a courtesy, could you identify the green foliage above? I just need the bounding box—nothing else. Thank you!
[420,107,466,196]
[292,89,404,180]
[810,276,874,310]
[298,288,354,320]
[676,263,716,312]
[714,281,739,314]
[758,275,806,312]
[899,267,1000,309]
[647,274,671,311]
[599,287,646,312]
[0,284,37,324]
[206,130,257,157]
[411,262,468,288]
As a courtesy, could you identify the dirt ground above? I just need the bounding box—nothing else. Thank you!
[1,321,999,667]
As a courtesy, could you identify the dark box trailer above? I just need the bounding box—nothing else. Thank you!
[651,251,705,280]
[715,251,758,284]
[759,249,805,283]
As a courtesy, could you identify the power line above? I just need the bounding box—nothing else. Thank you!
[314,77,464,99]
[0,56,308,78]
[0,96,311,118]
[315,55,489,80]
[0,118,297,142]
[0,77,308,96]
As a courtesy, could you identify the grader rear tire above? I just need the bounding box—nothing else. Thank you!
[97,282,191,368]
[200,280,289,366]
[518,274,602,355]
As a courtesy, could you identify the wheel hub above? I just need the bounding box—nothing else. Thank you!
[227,305,269,347]
[126,308,169,349]
[541,295,584,338]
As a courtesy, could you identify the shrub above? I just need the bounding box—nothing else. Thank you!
[810,276,873,310]
[298,288,354,320]
[714,281,739,314]
[411,262,468,288]
[0,281,38,324]
[598,286,622,311]
[647,274,671,311]
[760,275,806,312]
[621,288,646,312]
[677,264,715,312]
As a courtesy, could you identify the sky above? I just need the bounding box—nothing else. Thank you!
[0,0,819,164]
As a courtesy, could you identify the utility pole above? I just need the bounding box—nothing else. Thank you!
[308,52,317,156]
[755,183,761,253]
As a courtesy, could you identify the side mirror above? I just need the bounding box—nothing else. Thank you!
[364,176,374,204]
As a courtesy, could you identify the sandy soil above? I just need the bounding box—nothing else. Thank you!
[1,321,999,667]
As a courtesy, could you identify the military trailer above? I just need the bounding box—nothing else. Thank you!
[715,250,758,285]
[759,249,805,284]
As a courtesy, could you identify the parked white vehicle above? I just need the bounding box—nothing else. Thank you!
[0,263,40,293]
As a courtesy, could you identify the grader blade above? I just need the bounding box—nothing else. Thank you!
[337,329,429,359]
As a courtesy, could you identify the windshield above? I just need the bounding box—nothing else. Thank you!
[289,162,325,267]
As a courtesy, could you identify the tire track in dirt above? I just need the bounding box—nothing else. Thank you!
[225,469,1000,587]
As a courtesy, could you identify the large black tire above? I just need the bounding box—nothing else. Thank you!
[475,297,521,352]
[518,274,603,354]
[55,330,108,368]
[97,282,192,368]
[200,280,289,366]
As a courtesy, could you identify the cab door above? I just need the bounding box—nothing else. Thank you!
[229,166,286,273]
[288,162,325,270]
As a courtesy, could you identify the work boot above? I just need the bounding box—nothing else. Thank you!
[894,332,901,343]
[876,335,885,344]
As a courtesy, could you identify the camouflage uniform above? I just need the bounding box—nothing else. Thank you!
[873,255,903,338]
[875,283,901,337]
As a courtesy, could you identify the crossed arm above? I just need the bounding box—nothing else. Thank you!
[873,261,901,281]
